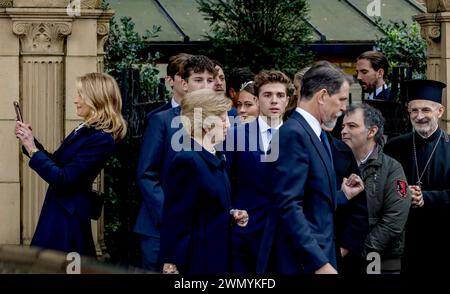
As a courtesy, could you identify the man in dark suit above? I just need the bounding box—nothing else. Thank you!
[257,61,364,274]
[147,53,192,116]
[225,70,290,273]
[212,60,239,118]
[134,55,216,271]
[356,51,392,101]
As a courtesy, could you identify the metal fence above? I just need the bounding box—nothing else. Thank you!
[103,68,166,267]
[363,66,413,138]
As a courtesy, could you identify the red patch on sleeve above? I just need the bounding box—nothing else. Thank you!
[396,179,408,198]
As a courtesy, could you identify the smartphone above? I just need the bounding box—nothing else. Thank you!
[13,101,23,122]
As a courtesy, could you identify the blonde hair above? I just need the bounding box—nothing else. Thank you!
[76,72,127,142]
[181,89,232,136]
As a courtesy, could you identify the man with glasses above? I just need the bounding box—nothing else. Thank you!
[384,79,450,273]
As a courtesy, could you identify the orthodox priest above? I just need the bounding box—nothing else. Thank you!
[384,79,450,273]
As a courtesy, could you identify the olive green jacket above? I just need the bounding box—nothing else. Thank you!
[360,145,412,271]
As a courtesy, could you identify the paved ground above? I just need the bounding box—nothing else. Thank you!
[0,245,148,274]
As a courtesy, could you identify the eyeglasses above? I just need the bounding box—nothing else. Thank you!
[408,107,437,116]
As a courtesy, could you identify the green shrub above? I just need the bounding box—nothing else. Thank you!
[102,4,164,265]
[375,19,427,79]
[197,0,314,77]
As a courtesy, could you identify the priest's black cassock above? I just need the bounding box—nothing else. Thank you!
[384,128,450,273]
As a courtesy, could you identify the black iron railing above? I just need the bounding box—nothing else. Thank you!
[103,68,167,267]
[362,66,412,138]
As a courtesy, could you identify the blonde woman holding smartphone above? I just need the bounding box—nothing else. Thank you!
[15,72,127,256]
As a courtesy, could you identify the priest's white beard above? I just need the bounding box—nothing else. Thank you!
[413,115,439,138]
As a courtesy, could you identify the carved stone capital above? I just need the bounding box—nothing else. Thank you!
[420,24,441,57]
[97,21,109,35]
[97,21,109,55]
[13,22,72,55]
[0,0,12,8]
[421,24,441,41]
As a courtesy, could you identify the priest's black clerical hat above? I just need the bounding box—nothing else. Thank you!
[404,79,446,103]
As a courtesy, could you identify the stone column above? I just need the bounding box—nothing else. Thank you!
[95,13,112,257]
[0,1,113,254]
[0,0,21,245]
[415,0,450,131]
[12,17,72,246]
[97,13,111,72]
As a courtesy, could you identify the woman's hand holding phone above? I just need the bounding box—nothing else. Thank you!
[15,121,37,154]
[13,101,23,122]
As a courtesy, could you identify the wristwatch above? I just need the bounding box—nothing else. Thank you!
[29,148,39,158]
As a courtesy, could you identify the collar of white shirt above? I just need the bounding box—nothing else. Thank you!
[171,97,179,108]
[367,84,388,100]
[295,107,321,139]
[258,116,283,152]
[257,116,283,133]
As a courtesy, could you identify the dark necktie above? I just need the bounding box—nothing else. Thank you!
[267,128,273,143]
[320,130,333,162]
[265,128,275,153]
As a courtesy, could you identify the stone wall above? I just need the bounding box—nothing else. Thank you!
[0,0,112,257]
[416,0,450,131]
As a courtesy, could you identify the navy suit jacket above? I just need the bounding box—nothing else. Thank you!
[226,119,271,233]
[159,141,232,274]
[142,101,172,130]
[150,101,172,115]
[367,86,393,101]
[134,106,188,238]
[257,111,340,274]
[225,119,272,272]
[228,106,238,118]
[29,127,115,256]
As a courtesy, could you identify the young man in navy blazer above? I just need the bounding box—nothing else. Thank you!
[134,55,216,272]
[257,61,365,274]
[225,70,289,273]
[147,53,192,117]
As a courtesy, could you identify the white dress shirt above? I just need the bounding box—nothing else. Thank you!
[296,107,322,140]
[367,84,388,100]
[258,116,282,152]
[171,97,179,108]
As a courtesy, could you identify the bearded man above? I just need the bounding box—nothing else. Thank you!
[356,51,392,101]
[384,79,450,273]
[257,61,365,274]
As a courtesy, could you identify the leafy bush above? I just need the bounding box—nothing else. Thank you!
[375,19,427,79]
[197,0,314,76]
[105,16,162,98]
[102,7,165,266]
